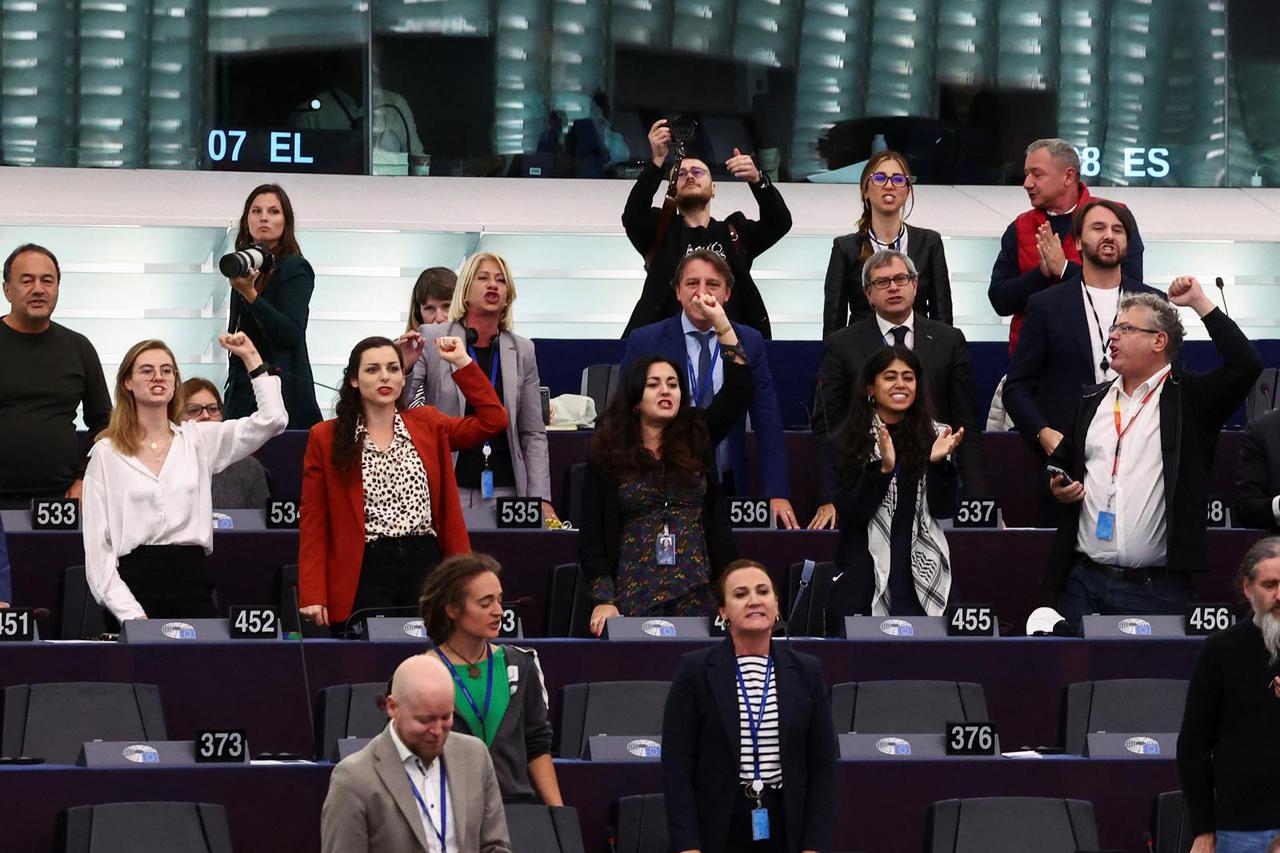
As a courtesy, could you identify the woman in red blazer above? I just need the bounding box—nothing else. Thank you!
[298,334,507,630]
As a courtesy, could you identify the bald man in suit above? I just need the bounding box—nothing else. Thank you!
[321,654,511,853]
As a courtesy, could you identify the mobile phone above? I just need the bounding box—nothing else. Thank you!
[1045,465,1074,486]
[539,386,551,426]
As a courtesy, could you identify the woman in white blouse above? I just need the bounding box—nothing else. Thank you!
[82,333,287,624]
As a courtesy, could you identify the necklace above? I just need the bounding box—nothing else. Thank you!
[144,433,170,463]
[445,642,487,678]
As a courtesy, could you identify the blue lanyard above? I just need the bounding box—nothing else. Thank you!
[686,339,720,407]
[467,341,501,389]
[405,755,447,850]
[734,655,773,785]
[434,646,495,741]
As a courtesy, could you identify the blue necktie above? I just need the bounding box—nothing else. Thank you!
[690,330,716,408]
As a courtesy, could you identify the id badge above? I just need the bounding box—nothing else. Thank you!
[480,469,494,500]
[656,532,676,566]
[750,807,770,841]
[1095,510,1115,541]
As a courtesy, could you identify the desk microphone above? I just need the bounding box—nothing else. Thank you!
[290,583,319,759]
[1215,276,1228,316]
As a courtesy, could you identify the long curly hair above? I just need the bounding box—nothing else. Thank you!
[856,150,914,262]
[331,336,403,470]
[840,345,936,484]
[418,552,504,646]
[588,355,709,482]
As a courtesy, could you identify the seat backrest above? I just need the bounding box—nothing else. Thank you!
[276,563,328,638]
[316,682,388,760]
[2,682,166,764]
[785,560,839,636]
[831,681,990,734]
[559,465,588,540]
[613,794,668,853]
[1151,790,1193,853]
[580,364,620,421]
[556,681,671,758]
[505,804,585,853]
[61,801,233,853]
[1060,679,1188,754]
[925,797,1099,853]
[546,561,591,638]
[59,565,106,640]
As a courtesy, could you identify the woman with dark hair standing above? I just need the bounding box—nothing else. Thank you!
[418,552,563,805]
[297,335,506,630]
[821,151,952,336]
[224,182,322,429]
[829,345,964,620]
[179,377,272,509]
[662,559,836,853]
[579,291,752,636]
[406,266,457,333]
[82,333,286,623]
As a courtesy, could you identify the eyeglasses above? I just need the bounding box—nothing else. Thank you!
[134,365,175,380]
[1108,322,1162,336]
[868,273,918,290]
[184,403,222,418]
[869,172,910,188]
[677,166,708,180]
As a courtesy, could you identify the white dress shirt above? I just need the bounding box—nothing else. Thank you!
[1080,283,1120,383]
[1077,364,1173,567]
[81,375,287,620]
[876,310,915,350]
[388,722,458,853]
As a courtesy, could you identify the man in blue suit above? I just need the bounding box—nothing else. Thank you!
[623,249,801,528]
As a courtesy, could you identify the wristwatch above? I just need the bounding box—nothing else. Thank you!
[248,363,270,379]
[719,342,747,363]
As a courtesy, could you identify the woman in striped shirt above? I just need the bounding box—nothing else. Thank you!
[661,559,837,853]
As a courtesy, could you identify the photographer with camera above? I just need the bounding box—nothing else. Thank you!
[222,183,322,429]
[622,118,792,339]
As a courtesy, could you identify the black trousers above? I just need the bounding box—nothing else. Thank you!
[113,544,217,625]
[724,785,787,852]
[349,534,442,620]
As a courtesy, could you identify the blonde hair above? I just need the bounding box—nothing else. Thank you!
[97,339,184,455]
[447,252,517,332]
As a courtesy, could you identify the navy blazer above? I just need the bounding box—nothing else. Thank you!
[661,638,837,853]
[1004,275,1165,447]
[623,315,790,499]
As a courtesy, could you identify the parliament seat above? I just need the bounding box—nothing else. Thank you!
[1,682,166,764]
[555,681,670,758]
[546,561,592,637]
[1150,790,1194,853]
[579,363,621,421]
[504,803,586,853]
[58,565,106,640]
[612,794,668,853]
[1059,679,1189,755]
[59,802,232,853]
[315,682,388,760]
[829,680,990,734]
[924,797,1100,853]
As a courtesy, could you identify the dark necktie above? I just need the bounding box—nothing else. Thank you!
[689,330,716,408]
[890,326,908,347]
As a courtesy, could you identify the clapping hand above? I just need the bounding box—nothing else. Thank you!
[1036,222,1066,279]
[725,147,761,184]
[219,332,263,373]
[435,336,472,368]
[396,331,424,368]
[929,425,964,463]
[877,425,896,474]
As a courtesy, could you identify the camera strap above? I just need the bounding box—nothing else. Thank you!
[644,167,681,272]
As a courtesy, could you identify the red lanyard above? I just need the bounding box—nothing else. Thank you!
[1111,372,1169,478]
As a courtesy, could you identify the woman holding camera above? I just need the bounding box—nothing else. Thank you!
[418,552,563,805]
[401,252,556,523]
[829,346,963,620]
[82,333,287,624]
[223,182,322,429]
[298,335,507,631]
[662,559,836,853]
[579,291,752,635]
[822,151,952,336]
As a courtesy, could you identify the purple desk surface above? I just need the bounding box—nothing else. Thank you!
[247,428,1247,529]
[7,528,1266,638]
[0,756,1178,853]
[0,637,1201,769]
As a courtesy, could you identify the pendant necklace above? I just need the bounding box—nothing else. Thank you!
[447,642,486,678]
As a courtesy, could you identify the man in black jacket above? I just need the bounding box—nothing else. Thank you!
[809,249,987,528]
[1047,277,1261,621]
[1177,537,1280,853]
[621,119,791,338]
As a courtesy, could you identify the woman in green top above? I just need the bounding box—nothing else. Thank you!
[419,552,563,805]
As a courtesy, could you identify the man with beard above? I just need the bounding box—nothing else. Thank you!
[1046,278,1260,622]
[621,119,792,338]
[1178,537,1280,853]
[1005,200,1164,462]
[321,654,511,853]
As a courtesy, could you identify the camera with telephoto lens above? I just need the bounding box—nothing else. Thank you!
[669,115,698,158]
[218,243,276,279]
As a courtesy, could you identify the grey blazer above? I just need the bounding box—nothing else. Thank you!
[405,320,551,501]
[321,728,512,853]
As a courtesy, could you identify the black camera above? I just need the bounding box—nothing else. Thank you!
[669,115,698,157]
[219,243,276,279]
